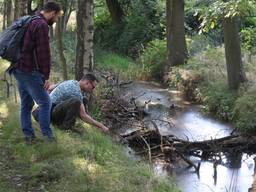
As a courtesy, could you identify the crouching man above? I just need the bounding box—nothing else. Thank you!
[33,74,109,133]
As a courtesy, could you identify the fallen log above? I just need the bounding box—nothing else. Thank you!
[172,135,256,154]
[121,128,256,172]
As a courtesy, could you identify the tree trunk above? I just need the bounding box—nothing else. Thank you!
[20,0,27,16]
[13,0,19,20]
[6,0,12,26]
[75,0,94,80]
[14,0,27,19]
[62,0,75,32]
[2,1,7,30]
[106,0,124,25]
[166,0,187,67]
[56,19,68,80]
[223,17,247,90]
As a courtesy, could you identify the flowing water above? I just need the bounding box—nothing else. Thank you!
[120,81,255,192]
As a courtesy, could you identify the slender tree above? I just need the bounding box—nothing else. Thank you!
[14,0,27,19]
[166,0,187,67]
[61,0,75,32]
[56,19,68,80]
[6,0,12,26]
[75,0,94,80]
[2,1,7,30]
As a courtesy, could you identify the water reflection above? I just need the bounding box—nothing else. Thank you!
[122,82,255,192]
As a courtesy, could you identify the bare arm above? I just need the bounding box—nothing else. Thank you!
[79,103,109,133]
[47,83,59,92]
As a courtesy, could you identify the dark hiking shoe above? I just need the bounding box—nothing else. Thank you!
[24,136,38,145]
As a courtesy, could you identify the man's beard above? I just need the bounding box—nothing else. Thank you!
[48,18,55,26]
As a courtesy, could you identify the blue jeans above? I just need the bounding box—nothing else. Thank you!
[13,69,53,138]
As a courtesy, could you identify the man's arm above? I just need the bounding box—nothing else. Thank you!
[47,83,59,92]
[79,103,109,133]
[35,22,51,80]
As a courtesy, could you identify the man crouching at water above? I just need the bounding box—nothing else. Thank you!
[33,74,109,134]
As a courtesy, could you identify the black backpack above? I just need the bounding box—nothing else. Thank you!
[0,15,41,64]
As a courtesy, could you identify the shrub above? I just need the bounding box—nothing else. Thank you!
[186,35,214,56]
[184,46,227,83]
[168,67,203,101]
[241,27,256,55]
[138,39,167,80]
[233,93,256,133]
[202,82,237,121]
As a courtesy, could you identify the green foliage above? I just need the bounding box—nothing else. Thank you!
[94,0,165,57]
[187,35,215,56]
[198,0,256,33]
[202,82,237,121]
[233,93,256,133]
[185,46,226,82]
[138,39,167,80]
[241,27,256,54]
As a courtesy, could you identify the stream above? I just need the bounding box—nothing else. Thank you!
[119,81,255,192]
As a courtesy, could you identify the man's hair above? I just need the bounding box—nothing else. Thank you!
[42,2,61,13]
[81,73,99,82]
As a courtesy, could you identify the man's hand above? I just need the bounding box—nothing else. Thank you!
[101,125,110,133]
[44,80,51,90]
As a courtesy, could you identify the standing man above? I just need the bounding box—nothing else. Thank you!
[12,2,62,142]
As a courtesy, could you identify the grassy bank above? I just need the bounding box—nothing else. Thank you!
[0,61,178,192]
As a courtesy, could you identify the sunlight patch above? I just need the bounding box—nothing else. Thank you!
[73,158,99,174]
[0,103,9,119]
[0,59,10,73]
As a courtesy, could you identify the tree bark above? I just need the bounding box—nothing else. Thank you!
[223,17,247,90]
[56,19,68,80]
[166,0,187,67]
[6,0,12,26]
[2,1,7,30]
[14,0,19,20]
[14,0,27,19]
[62,0,75,32]
[106,0,124,25]
[75,0,94,80]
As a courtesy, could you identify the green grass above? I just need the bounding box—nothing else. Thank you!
[0,59,178,192]
[94,47,146,80]
[95,48,133,71]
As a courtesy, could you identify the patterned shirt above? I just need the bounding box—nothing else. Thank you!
[50,80,83,105]
[16,13,51,80]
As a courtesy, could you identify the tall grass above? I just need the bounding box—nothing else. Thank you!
[0,59,178,192]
